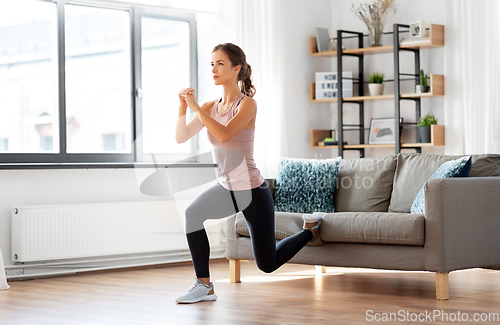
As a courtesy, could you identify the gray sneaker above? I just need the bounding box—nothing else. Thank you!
[175,279,217,304]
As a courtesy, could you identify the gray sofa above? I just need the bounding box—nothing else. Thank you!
[225,153,500,299]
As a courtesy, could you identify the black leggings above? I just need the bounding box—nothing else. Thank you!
[185,181,313,278]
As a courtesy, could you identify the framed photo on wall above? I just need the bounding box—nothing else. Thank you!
[368,118,403,144]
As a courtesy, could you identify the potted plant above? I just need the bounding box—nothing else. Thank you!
[416,69,430,93]
[416,113,437,143]
[368,71,384,96]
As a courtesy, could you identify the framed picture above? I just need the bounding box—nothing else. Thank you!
[409,20,428,38]
[368,118,403,144]
[315,27,331,52]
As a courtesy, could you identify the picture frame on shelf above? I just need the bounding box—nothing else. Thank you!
[368,118,403,144]
[315,27,331,52]
[409,20,428,38]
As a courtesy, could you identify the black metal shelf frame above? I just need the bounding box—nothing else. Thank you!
[336,29,365,158]
[335,23,429,157]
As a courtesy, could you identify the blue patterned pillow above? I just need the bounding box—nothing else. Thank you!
[274,157,342,213]
[410,156,472,214]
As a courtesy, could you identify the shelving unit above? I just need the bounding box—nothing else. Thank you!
[310,24,445,157]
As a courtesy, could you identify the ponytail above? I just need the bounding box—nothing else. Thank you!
[213,43,256,97]
[239,63,256,97]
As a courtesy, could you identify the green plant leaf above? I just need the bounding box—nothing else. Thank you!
[368,71,384,83]
[417,113,438,126]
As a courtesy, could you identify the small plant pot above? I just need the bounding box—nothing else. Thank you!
[369,83,384,96]
[417,126,431,143]
[416,85,430,93]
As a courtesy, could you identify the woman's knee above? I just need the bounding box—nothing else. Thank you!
[185,205,206,234]
[255,260,276,274]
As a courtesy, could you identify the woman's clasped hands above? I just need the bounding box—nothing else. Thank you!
[179,88,197,109]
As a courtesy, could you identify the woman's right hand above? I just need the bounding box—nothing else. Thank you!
[178,89,188,114]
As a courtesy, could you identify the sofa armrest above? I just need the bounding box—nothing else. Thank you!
[424,177,500,272]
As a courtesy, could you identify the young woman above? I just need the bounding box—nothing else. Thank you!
[175,43,323,304]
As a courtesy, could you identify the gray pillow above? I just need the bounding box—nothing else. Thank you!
[388,153,462,213]
[469,154,500,177]
[334,155,397,212]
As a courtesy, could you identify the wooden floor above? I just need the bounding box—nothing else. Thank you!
[1,259,500,324]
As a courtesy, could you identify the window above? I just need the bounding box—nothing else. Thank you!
[65,5,132,154]
[0,1,58,154]
[0,0,197,164]
[140,17,192,157]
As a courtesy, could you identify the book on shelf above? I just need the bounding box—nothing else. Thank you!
[318,140,348,146]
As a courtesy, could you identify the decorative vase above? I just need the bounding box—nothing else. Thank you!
[368,25,383,47]
[368,83,384,96]
[417,126,431,143]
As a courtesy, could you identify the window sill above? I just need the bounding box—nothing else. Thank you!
[0,162,217,170]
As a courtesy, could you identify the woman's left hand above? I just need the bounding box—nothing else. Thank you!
[180,88,198,111]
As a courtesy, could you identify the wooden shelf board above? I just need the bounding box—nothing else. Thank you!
[401,143,436,147]
[344,95,394,101]
[311,98,338,103]
[311,125,445,149]
[344,46,394,55]
[311,145,339,149]
[310,93,443,103]
[311,43,442,57]
[311,50,338,57]
[309,25,444,57]
[401,93,439,98]
[344,144,395,149]
[312,142,444,149]
[310,79,444,102]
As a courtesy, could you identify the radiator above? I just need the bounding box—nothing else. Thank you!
[11,201,193,263]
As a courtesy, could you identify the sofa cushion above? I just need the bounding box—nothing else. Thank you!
[388,153,500,213]
[235,212,325,246]
[274,157,341,213]
[469,154,500,177]
[321,212,425,246]
[388,153,462,213]
[235,211,424,246]
[334,155,397,212]
[410,156,472,214]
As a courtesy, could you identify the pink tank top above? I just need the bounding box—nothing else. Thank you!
[207,93,265,191]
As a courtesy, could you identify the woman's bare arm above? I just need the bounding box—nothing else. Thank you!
[181,91,255,143]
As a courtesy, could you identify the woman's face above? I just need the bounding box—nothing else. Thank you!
[211,50,240,86]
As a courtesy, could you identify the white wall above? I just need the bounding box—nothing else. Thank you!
[282,0,335,159]
[0,0,448,275]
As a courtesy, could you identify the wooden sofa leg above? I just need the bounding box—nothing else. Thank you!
[436,272,449,300]
[229,259,241,283]
[315,265,326,274]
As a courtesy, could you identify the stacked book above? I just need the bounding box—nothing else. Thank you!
[318,137,348,146]
[315,71,354,100]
